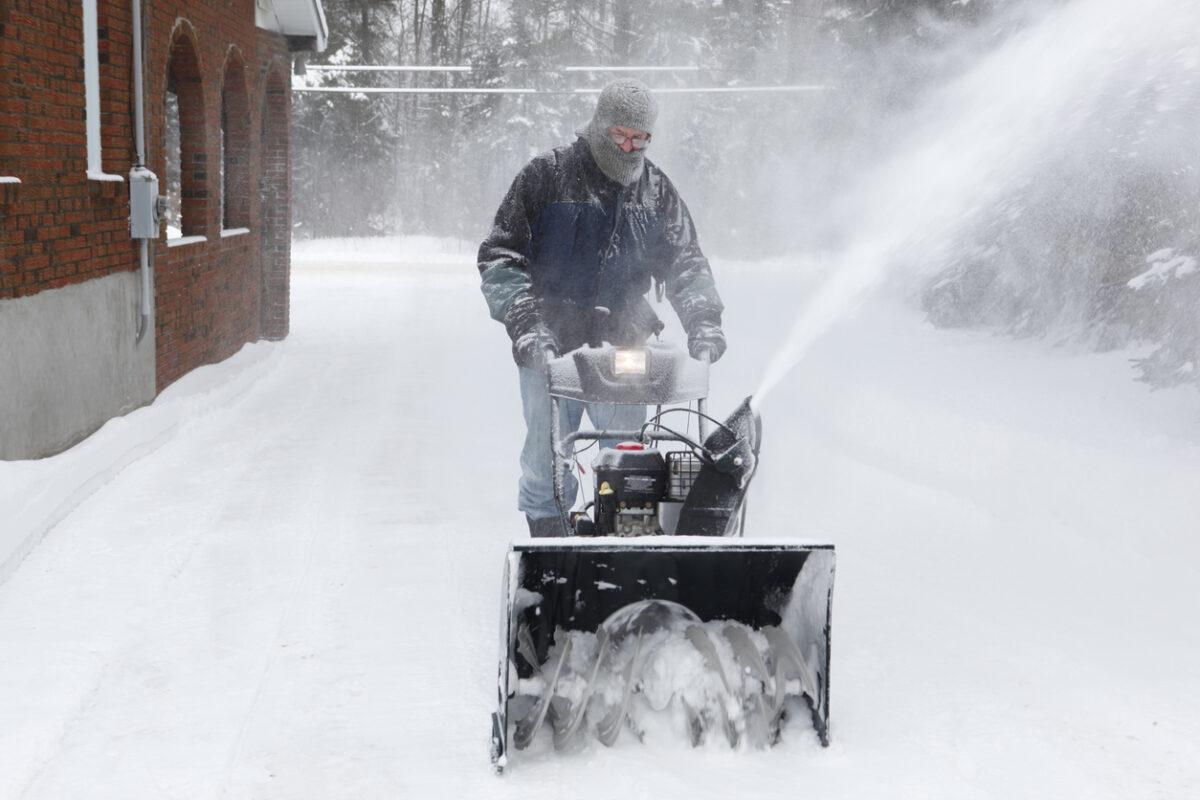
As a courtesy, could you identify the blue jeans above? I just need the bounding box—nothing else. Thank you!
[518,366,647,520]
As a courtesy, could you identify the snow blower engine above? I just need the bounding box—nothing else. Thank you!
[550,341,760,539]
[490,342,836,772]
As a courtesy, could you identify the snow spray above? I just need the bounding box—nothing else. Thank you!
[750,0,1200,412]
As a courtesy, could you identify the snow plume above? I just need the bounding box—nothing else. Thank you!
[753,0,1200,409]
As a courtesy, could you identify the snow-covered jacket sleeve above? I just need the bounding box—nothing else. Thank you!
[655,178,724,332]
[477,158,547,323]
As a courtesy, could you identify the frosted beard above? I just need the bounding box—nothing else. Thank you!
[579,121,645,186]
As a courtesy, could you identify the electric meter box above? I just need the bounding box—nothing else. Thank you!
[129,166,160,239]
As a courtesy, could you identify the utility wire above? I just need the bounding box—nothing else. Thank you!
[295,85,833,94]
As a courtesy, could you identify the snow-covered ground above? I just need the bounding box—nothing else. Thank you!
[2,238,1198,798]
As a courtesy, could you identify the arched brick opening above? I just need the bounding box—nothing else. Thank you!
[260,66,290,340]
[165,28,207,238]
[221,49,250,231]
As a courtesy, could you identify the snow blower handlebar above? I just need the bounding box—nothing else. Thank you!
[544,343,762,537]
[545,342,710,405]
[545,343,712,536]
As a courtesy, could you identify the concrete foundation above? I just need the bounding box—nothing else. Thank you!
[0,271,156,460]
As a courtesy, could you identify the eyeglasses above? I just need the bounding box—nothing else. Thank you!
[609,128,651,150]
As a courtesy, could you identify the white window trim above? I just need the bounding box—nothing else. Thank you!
[221,227,251,238]
[83,0,123,182]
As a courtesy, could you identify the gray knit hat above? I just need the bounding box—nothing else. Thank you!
[591,78,658,134]
[577,79,659,186]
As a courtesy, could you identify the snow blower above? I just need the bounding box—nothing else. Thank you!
[489,342,835,772]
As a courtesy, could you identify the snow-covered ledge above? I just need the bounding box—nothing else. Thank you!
[221,228,251,238]
[86,170,125,183]
[167,235,207,248]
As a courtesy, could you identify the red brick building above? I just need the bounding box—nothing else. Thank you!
[1,0,326,459]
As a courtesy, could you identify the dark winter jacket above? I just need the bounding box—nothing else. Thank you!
[478,137,723,353]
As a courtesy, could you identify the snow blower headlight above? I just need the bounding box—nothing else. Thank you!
[612,348,648,376]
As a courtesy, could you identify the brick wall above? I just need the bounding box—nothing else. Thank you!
[1,1,134,297]
[261,70,290,340]
[1,0,294,394]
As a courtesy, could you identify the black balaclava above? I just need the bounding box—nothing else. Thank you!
[577,79,659,186]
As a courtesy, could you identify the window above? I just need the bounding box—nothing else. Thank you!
[164,87,182,237]
[221,53,250,231]
[165,30,206,239]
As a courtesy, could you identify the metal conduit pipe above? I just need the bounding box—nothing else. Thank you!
[131,0,153,344]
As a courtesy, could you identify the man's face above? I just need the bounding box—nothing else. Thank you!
[608,125,652,152]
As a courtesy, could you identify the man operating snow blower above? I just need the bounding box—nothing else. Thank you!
[478,78,727,537]
[479,82,835,767]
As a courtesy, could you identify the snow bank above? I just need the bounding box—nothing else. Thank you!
[0,343,280,583]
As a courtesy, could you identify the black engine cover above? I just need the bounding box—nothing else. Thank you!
[591,446,668,535]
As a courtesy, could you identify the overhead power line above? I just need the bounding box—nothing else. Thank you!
[294,85,833,95]
[306,65,473,72]
[562,65,702,72]
[303,64,705,72]
[296,86,536,94]
[293,64,834,95]
[574,85,832,93]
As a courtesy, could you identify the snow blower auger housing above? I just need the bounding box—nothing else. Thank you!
[490,342,836,772]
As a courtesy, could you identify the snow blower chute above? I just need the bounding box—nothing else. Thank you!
[490,342,835,771]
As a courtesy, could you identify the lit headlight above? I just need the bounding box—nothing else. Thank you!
[613,348,648,375]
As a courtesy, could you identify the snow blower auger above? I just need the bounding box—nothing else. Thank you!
[489,342,835,772]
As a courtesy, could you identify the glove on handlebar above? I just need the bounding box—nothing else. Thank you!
[687,320,726,363]
[504,296,559,369]
[513,325,558,369]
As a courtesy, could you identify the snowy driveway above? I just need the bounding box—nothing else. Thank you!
[2,240,1199,798]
